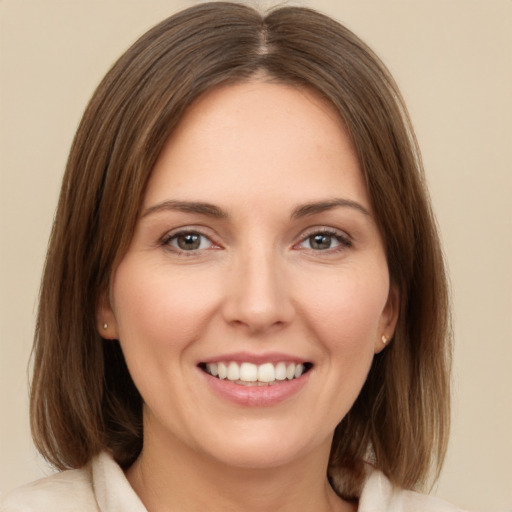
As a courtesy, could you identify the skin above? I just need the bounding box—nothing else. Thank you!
[99,80,398,512]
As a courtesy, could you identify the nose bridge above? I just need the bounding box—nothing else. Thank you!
[223,242,293,333]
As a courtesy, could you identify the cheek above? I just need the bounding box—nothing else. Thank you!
[110,261,223,417]
[309,271,387,327]
[299,269,389,418]
[110,261,222,381]
[297,265,389,357]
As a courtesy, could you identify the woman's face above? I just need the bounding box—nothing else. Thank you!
[100,81,398,470]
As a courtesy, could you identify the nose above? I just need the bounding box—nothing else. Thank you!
[221,246,295,335]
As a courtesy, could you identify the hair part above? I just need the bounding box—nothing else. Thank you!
[31,1,451,500]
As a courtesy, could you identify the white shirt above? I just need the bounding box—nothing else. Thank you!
[0,452,466,511]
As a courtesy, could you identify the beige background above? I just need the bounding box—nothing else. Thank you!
[1,1,511,510]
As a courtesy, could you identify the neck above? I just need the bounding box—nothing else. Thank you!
[126,423,355,512]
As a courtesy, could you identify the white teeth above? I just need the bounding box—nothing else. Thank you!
[209,363,218,377]
[227,362,239,381]
[217,362,227,379]
[239,362,258,382]
[204,361,308,383]
[275,362,287,381]
[258,363,275,383]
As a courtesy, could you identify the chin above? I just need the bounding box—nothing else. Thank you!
[194,421,330,471]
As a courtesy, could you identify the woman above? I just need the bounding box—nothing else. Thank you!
[1,2,462,511]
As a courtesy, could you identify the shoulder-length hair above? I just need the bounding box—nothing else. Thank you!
[31,1,451,500]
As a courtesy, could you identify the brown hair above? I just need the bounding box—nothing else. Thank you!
[31,1,451,499]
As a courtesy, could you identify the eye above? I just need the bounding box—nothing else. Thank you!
[298,230,352,251]
[163,231,215,252]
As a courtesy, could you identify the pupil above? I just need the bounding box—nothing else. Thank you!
[311,234,331,250]
[178,233,200,250]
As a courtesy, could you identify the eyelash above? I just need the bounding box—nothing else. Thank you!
[161,229,218,255]
[160,228,352,255]
[295,229,352,253]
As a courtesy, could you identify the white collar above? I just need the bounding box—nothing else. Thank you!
[91,451,463,512]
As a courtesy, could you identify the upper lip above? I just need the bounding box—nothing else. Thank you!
[198,351,311,365]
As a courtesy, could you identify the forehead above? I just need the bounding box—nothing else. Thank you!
[144,80,369,213]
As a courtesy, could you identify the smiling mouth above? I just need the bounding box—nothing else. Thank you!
[198,361,313,386]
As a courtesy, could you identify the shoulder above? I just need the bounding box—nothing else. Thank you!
[0,466,96,512]
[0,452,146,512]
[359,468,468,512]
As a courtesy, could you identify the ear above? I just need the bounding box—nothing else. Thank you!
[96,291,119,340]
[374,283,399,354]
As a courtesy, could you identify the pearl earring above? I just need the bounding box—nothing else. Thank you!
[381,335,389,345]
[103,323,108,330]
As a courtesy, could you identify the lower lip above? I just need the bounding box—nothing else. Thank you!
[201,370,310,406]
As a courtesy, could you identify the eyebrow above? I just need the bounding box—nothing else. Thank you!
[291,198,371,219]
[142,197,371,220]
[142,200,228,219]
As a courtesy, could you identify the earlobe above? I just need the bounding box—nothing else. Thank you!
[375,284,399,354]
[96,293,119,340]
